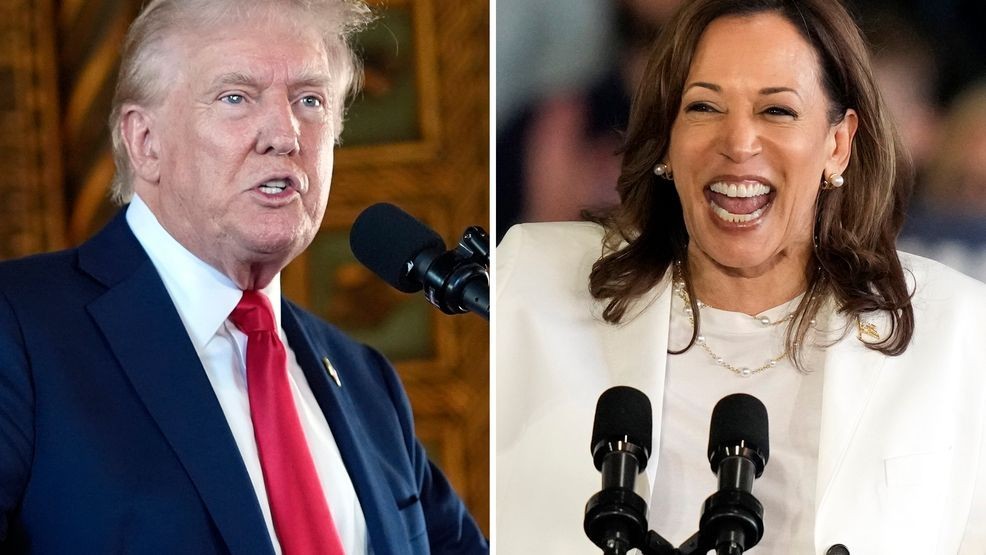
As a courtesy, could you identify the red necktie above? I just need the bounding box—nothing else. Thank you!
[229,290,346,555]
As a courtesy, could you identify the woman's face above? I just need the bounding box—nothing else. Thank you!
[668,12,856,280]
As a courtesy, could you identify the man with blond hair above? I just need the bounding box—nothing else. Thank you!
[0,1,487,553]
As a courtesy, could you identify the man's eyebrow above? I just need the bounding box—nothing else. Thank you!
[292,76,332,90]
[290,68,333,91]
[205,71,332,92]
[207,72,262,93]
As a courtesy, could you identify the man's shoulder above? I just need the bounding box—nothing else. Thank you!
[0,248,85,297]
[0,210,138,299]
[0,247,78,272]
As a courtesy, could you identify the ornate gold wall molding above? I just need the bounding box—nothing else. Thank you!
[0,0,65,259]
[57,0,136,244]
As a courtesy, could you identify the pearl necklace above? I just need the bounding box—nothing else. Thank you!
[672,278,813,377]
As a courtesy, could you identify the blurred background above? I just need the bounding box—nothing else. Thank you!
[496,0,986,282]
[0,0,489,534]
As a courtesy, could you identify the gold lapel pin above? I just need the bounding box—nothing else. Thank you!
[857,319,880,342]
[322,356,342,388]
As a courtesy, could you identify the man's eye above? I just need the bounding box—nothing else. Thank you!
[220,94,245,105]
[301,96,322,108]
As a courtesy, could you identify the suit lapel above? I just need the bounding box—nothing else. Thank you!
[596,273,673,500]
[81,212,274,555]
[281,304,405,555]
[813,310,889,529]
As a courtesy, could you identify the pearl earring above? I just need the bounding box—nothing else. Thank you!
[823,173,845,189]
[653,163,673,180]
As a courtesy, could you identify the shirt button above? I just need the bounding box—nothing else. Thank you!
[826,544,850,555]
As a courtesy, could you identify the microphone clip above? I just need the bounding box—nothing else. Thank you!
[636,482,764,555]
[411,226,490,319]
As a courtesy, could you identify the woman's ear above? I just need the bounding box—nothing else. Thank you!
[827,108,858,174]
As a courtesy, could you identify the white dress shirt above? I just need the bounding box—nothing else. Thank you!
[127,195,367,554]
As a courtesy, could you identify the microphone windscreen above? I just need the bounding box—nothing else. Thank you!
[708,393,769,467]
[591,386,652,468]
[350,203,445,293]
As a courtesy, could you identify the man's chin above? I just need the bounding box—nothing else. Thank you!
[235,220,311,254]
[244,238,303,263]
[217,224,318,286]
[221,233,297,266]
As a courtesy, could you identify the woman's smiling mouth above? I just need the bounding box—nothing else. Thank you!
[705,181,775,224]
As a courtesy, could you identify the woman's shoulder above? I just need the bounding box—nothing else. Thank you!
[498,221,606,251]
[898,250,986,315]
[496,221,607,303]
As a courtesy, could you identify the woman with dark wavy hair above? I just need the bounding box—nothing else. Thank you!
[496,0,986,552]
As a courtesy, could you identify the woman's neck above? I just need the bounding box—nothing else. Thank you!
[685,247,811,316]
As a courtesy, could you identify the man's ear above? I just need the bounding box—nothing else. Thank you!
[120,105,161,184]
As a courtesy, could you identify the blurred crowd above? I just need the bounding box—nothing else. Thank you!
[496,0,986,281]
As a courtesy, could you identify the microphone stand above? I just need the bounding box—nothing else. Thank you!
[637,482,764,555]
[591,394,768,555]
[640,529,702,555]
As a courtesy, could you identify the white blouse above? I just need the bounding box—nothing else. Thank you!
[648,288,826,552]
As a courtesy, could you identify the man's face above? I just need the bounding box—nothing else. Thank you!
[143,16,336,287]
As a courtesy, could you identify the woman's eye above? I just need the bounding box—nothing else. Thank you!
[220,94,244,105]
[301,96,323,108]
[685,102,717,113]
[765,106,797,117]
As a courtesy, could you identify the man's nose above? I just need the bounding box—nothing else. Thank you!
[257,97,301,156]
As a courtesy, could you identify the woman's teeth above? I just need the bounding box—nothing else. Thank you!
[707,181,772,223]
[709,181,771,197]
[711,203,766,223]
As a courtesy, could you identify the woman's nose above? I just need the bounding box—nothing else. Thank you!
[717,112,762,163]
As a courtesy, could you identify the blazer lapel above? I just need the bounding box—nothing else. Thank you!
[595,272,674,499]
[281,304,405,555]
[813,310,889,531]
[80,212,274,555]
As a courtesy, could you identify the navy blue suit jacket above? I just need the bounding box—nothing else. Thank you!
[0,211,487,554]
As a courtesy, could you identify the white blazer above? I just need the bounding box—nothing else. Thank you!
[496,222,986,554]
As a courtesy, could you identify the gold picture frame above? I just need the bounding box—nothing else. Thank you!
[337,0,441,167]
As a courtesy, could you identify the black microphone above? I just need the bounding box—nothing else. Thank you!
[584,386,653,555]
[349,203,489,319]
[700,394,769,555]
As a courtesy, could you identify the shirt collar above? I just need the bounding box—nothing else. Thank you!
[125,194,283,354]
